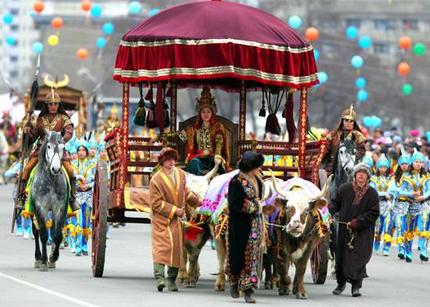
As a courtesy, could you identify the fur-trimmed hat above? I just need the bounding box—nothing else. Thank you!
[352,163,372,178]
[238,151,264,173]
[158,147,179,164]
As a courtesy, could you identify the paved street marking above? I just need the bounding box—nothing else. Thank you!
[0,272,100,307]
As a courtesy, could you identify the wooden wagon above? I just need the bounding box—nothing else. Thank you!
[92,0,329,283]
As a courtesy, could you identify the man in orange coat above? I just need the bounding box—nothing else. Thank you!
[149,147,196,292]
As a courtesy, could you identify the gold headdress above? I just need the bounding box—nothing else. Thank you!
[341,104,356,121]
[111,104,118,115]
[45,87,61,103]
[196,86,217,113]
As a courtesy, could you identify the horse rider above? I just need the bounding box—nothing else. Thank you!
[18,88,79,212]
[322,105,366,177]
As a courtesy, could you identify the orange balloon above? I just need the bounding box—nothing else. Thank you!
[33,1,45,14]
[81,0,92,12]
[305,27,320,42]
[76,48,89,60]
[51,17,64,29]
[399,36,412,50]
[397,62,411,76]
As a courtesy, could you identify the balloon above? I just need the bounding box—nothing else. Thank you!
[305,27,320,42]
[345,26,358,40]
[397,62,411,77]
[102,22,115,35]
[96,37,107,49]
[81,0,92,12]
[402,83,413,96]
[355,77,367,89]
[3,14,13,25]
[358,36,372,49]
[5,36,16,46]
[363,116,372,128]
[399,36,412,50]
[51,17,64,29]
[90,4,102,18]
[318,72,328,84]
[351,55,364,69]
[33,1,45,14]
[357,89,368,102]
[128,1,142,14]
[288,15,302,29]
[47,35,59,46]
[76,48,89,60]
[148,8,161,17]
[413,43,426,56]
[32,42,44,54]
[313,49,320,61]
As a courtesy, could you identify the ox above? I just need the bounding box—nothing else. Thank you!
[272,175,330,299]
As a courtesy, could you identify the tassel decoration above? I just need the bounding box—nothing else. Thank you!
[133,83,146,126]
[258,89,266,117]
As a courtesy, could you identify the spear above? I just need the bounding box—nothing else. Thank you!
[11,54,40,233]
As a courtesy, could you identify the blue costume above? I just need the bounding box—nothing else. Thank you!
[401,152,430,262]
[72,139,96,256]
[370,154,392,256]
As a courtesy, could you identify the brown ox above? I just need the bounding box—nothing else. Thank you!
[272,176,330,299]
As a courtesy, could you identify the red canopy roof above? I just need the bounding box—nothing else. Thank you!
[113,0,318,89]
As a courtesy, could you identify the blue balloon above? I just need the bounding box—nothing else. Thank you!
[148,8,161,17]
[288,15,302,29]
[358,36,372,49]
[3,14,13,25]
[102,22,115,35]
[90,4,102,18]
[351,55,364,69]
[32,42,44,54]
[129,1,142,15]
[363,116,371,127]
[345,26,358,40]
[357,89,368,102]
[5,36,16,46]
[314,49,320,61]
[96,37,107,49]
[355,77,367,89]
[318,72,328,84]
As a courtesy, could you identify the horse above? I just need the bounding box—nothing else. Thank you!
[328,137,357,202]
[30,130,68,271]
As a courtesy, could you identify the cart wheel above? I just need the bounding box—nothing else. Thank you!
[311,235,329,284]
[91,161,108,277]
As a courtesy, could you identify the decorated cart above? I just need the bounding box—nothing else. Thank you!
[92,0,329,282]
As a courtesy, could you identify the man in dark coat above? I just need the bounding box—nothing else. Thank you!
[329,163,379,297]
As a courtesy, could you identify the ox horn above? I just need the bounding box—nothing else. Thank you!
[270,169,290,200]
[204,161,220,182]
[310,174,333,202]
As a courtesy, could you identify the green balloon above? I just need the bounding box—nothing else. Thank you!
[402,83,413,96]
[413,43,426,56]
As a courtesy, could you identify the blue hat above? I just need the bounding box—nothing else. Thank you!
[98,142,106,151]
[411,151,425,164]
[75,139,89,152]
[398,154,410,166]
[376,154,390,169]
[362,155,374,169]
[88,138,98,150]
[65,143,73,154]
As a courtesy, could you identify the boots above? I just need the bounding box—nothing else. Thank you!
[351,286,362,297]
[230,277,240,299]
[69,178,80,212]
[153,263,166,292]
[332,283,346,295]
[166,266,179,291]
[17,180,27,209]
[244,289,256,304]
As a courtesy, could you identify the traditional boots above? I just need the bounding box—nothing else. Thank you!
[166,266,179,292]
[153,263,166,292]
[244,289,256,304]
[332,283,346,295]
[230,276,240,299]
[69,178,80,212]
[17,180,27,209]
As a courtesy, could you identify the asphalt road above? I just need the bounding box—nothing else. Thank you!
[0,184,428,307]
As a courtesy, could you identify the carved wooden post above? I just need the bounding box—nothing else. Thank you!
[170,80,177,132]
[118,82,130,208]
[298,88,308,178]
[239,81,246,156]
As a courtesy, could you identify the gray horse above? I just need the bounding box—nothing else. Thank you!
[31,130,68,271]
